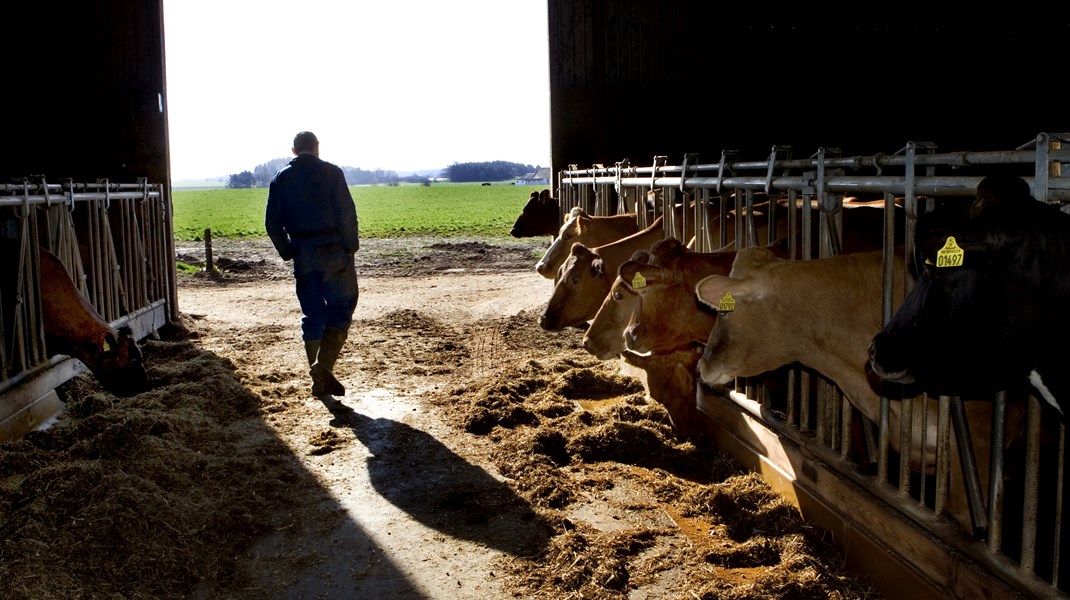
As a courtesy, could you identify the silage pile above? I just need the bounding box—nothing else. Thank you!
[0,323,321,599]
[431,327,881,600]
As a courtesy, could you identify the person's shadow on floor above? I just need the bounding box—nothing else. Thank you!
[321,397,552,557]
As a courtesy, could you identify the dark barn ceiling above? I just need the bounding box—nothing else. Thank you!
[547,3,1069,173]
[3,2,1066,184]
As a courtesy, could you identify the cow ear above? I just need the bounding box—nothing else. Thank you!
[102,331,118,353]
[540,189,552,203]
[629,249,652,263]
[695,274,744,311]
[591,258,605,278]
[970,175,1033,219]
[619,262,662,289]
[729,246,777,277]
[570,243,593,260]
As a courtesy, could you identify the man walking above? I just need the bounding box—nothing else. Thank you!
[265,131,360,398]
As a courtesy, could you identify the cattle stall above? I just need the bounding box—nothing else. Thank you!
[556,132,1070,600]
[0,179,176,442]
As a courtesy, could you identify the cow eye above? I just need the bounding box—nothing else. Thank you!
[613,291,623,301]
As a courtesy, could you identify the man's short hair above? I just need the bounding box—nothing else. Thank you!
[293,131,319,153]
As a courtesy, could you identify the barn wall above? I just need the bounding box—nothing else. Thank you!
[6,0,170,184]
[2,0,175,440]
[547,2,1070,177]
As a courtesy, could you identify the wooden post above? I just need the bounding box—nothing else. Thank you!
[204,228,215,277]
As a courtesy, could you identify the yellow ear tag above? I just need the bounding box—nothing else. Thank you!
[102,340,112,352]
[631,272,647,289]
[717,291,736,312]
[936,236,964,267]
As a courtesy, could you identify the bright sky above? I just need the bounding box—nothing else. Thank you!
[163,0,550,181]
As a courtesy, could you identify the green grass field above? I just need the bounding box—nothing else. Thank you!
[171,182,548,240]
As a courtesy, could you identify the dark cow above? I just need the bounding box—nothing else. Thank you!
[2,239,149,396]
[510,189,561,238]
[869,175,1070,421]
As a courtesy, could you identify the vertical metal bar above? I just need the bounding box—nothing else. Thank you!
[1020,394,1042,574]
[898,395,913,499]
[1052,422,1065,587]
[987,391,1007,553]
[878,395,890,485]
[935,395,951,515]
[786,369,797,428]
[787,190,798,260]
[1034,132,1050,203]
[744,189,755,248]
[840,394,851,460]
[917,394,929,511]
[951,395,988,532]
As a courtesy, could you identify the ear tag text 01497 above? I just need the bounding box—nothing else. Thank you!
[936,237,964,267]
[717,291,736,312]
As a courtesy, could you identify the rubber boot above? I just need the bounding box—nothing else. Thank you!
[311,327,346,396]
[304,339,325,395]
[304,340,321,366]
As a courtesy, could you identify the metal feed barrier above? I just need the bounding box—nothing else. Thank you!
[0,178,177,441]
[556,132,1070,600]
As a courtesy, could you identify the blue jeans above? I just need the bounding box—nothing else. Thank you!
[292,241,358,341]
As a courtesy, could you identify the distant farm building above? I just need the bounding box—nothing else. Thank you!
[515,166,551,186]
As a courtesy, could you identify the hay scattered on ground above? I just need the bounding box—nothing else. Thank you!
[1,254,881,599]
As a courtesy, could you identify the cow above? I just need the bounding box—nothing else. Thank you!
[538,216,666,331]
[510,189,561,238]
[41,244,149,396]
[868,175,1070,422]
[534,207,641,279]
[583,202,895,363]
[1,239,149,396]
[693,246,1022,532]
[580,251,653,359]
[582,238,743,360]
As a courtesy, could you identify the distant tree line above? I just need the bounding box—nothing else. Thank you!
[226,159,533,188]
[444,161,533,183]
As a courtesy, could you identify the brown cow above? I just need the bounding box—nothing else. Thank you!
[510,189,560,238]
[38,244,149,396]
[582,239,745,359]
[579,250,652,359]
[535,208,641,279]
[539,216,666,331]
[693,246,1021,532]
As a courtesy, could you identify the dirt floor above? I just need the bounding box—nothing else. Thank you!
[0,235,882,599]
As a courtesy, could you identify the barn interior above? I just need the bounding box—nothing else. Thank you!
[3,2,1068,599]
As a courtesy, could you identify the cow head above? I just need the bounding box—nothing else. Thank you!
[868,175,1066,406]
[535,207,589,278]
[693,247,781,387]
[539,242,609,331]
[625,266,717,355]
[582,251,651,359]
[511,189,559,238]
[87,325,150,396]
